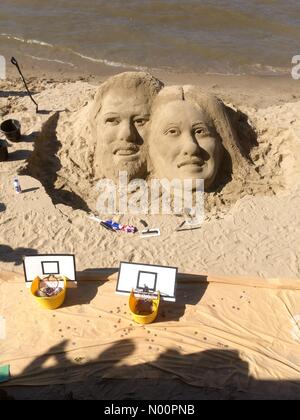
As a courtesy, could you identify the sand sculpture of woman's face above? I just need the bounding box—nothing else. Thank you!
[149,99,222,189]
[94,87,151,180]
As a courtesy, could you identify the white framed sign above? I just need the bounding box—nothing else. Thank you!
[23,254,77,288]
[116,262,178,302]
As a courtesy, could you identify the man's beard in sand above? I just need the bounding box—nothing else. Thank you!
[94,145,148,181]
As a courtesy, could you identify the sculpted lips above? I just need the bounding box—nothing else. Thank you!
[114,146,139,156]
[177,157,205,169]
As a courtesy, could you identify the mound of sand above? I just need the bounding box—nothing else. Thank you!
[0,73,299,279]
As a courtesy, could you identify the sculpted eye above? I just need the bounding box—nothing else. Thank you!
[194,127,208,136]
[105,117,120,125]
[134,118,148,127]
[165,128,180,136]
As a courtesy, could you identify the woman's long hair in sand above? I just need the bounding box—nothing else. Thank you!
[148,85,254,191]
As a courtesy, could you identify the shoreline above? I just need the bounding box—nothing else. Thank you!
[1,51,300,111]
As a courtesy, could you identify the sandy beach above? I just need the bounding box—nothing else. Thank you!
[1,66,300,400]
[2,0,300,402]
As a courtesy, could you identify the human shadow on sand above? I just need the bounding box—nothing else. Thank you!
[0,244,38,266]
[2,338,300,400]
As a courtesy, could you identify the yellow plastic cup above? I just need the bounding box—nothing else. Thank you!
[129,290,160,325]
[31,276,67,310]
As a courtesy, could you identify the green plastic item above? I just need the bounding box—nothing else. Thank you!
[0,365,10,383]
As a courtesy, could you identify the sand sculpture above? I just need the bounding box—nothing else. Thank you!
[22,72,164,209]
[88,71,164,180]
[23,72,258,212]
[148,86,252,191]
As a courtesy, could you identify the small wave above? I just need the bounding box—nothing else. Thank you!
[70,50,147,71]
[205,71,246,77]
[25,54,75,67]
[249,63,289,75]
[205,63,289,77]
[1,33,54,48]
[1,32,147,72]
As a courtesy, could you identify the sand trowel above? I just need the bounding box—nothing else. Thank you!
[175,208,202,232]
[139,220,160,238]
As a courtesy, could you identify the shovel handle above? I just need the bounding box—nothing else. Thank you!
[11,57,18,66]
[10,56,39,113]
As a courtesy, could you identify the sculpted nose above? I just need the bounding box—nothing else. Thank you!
[182,133,199,157]
[119,120,136,143]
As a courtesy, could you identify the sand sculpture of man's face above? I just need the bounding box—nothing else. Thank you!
[149,99,222,189]
[94,87,151,180]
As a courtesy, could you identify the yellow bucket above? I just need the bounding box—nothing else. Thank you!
[31,276,67,310]
[129,290,160,325]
